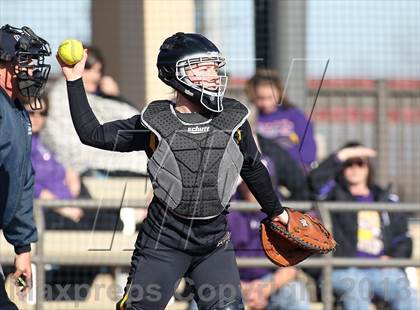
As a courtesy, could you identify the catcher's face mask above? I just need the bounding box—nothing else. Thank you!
[0,24,51,109]
[157,33,228,113]
[176,53,228,113]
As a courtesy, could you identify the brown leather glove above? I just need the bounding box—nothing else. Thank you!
[260,208,336,267]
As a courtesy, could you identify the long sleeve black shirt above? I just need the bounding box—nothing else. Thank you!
[67,78,283,252]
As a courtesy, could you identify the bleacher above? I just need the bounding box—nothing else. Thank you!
[1,189,419,309]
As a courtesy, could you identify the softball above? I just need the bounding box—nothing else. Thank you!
[58,39,84,65]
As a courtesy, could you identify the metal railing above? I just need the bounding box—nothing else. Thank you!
[6,199,419,310]
[306,80,420,203]
[228,80,420,203]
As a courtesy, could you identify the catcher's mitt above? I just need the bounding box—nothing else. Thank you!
[260,208,336,267]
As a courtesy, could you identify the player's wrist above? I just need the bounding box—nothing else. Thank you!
[65,74,83,82]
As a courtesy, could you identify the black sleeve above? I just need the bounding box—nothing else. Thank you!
[387,212,413,258]
[238,120,285,217]
[66,78,149,152]
[308,154,343,198]
[258,134,310,201]
[237,120,262,167]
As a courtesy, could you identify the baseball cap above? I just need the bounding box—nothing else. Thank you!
[0,25,21,62]
[0,24,50,63]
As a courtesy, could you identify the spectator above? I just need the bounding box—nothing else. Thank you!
[189,189,311,310]
[207,147,309,309]
[308,141,419,310]
[257,134,310,200]
[41,46,147,177]
[24,96,84,226]
[25,96,121,231]
[25,96,120,301]
[246,69,317,171]
[188,142,310,309]
[82,46,130,103]
[228,181,310,310]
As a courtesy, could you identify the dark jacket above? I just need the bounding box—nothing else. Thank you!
[308,154,412,258]
[258,134,310,201]
[0,87,37,254]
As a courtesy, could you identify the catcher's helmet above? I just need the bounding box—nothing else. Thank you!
[0,24,51,109]
[157,32,227,113]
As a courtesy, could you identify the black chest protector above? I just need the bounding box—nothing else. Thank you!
[141,99,249,219]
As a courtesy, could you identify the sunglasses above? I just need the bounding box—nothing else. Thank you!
[344,158,368,168]
[28,110,48,117]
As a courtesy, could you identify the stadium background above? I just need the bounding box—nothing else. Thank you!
[0,0,419,309]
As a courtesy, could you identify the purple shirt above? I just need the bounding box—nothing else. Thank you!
[228,211,274,281]
[354,193,374,203]
[257,106,317,169]
[31,134,72,199]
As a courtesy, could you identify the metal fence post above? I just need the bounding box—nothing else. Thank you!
[376,80,389,187]
[269,0,307,107]
[317,202,334,310]
[34,201,45,310]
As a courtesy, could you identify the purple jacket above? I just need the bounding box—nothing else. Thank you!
[31,134,72,199]
[257,106,317,169]
[228,211,273,281]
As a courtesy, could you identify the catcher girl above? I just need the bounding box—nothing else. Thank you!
[56,33,321,310]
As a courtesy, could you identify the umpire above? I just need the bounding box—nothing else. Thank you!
[0,24,51,309]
